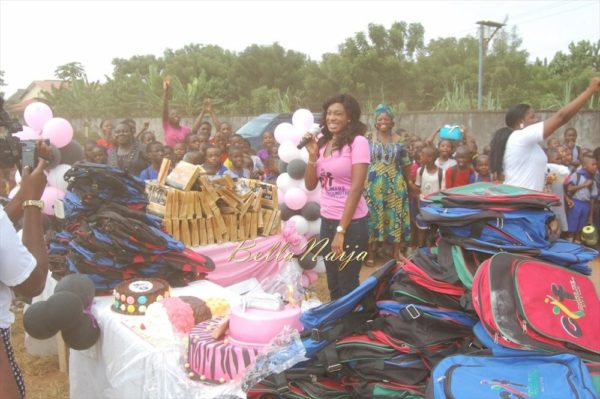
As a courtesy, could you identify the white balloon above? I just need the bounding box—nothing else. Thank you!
[276,173,295,192]
[47,164,71,192]
[307,219,322,236]
[289,215,309,235]
[278,142,301,163]
[15,169,21,185]
[292,109,314,132]
[289,125,305,146]
[300,147,310,163]
[274,122,294,144]
[313,256,326,274]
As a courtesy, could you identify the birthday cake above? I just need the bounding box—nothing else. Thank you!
[111,278,171,315]
[186,305,302,383]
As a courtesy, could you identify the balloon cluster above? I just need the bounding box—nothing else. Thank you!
[8,102,74,215]
[275,109,326,286]
[23,274,100,350]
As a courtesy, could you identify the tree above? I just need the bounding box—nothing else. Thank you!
[54,62,86,81]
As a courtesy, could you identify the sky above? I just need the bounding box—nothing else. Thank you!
[1,0,599,98]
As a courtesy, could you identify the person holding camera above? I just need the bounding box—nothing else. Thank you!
[0,157,50,399]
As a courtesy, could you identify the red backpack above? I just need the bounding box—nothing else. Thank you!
[472,252,600,361]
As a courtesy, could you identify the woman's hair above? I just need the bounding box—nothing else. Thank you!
[317,93,367,152]
[489,103,532,175]
[505,103,531,129]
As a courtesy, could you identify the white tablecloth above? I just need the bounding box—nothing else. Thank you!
[69,280,245,399]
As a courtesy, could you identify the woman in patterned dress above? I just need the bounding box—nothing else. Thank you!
[365,104,411,264]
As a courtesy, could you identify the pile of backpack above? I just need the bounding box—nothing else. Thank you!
[246,183,600,399]
[47,162,215,293]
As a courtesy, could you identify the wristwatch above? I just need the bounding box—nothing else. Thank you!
[22,200,44,210]
[336,225,346,234]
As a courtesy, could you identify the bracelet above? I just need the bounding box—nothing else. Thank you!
[307,160,317,166]
[22,200,44,210]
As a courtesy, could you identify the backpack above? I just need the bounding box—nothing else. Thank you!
[300,260,398,357]
[427,353,599,399]
[472,253,600,361]
[424,182,560,210]
[449,244,489,289]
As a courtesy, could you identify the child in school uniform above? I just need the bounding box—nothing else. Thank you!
[444,145,474,189]
[470,154,492,183]
[545,147,570,236]
[566,155,598,242]
[415,146,445,247]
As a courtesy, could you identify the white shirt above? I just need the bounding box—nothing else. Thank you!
[0,207,36,328]
[416,166,446,200]
[435,158,457,171]
[503,121,547,191]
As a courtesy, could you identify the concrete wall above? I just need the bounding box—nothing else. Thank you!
[71,110,599,149]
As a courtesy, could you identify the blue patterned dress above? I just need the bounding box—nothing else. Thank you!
[365,132,411,244]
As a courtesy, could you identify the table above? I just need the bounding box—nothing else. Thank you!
[69,280,245,399]
[32,235,288,398]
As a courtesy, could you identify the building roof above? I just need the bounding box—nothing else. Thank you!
[6,80,64,114]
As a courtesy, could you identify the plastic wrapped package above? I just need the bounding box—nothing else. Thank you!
[241,326,308,393]
[249,259,304,308]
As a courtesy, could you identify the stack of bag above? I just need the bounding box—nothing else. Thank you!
[246,183,600,399]
[48,162,215,293]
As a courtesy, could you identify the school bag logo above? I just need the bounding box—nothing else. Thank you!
[480,379,529,399]
[544,281,585,338]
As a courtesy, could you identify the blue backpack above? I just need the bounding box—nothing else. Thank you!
[427,353,599,399]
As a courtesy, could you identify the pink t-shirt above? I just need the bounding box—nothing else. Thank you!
[163,121,190,148]
[317,135,370,220]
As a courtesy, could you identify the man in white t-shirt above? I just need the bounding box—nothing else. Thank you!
[0,158,49,399]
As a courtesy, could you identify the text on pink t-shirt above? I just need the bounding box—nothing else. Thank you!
[317,135,370,220]
[163,121,191,148]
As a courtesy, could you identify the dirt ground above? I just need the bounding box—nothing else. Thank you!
[11,255,600,399]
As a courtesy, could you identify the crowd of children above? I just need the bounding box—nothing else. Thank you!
[404,126,599,248]
[85,117,282,186]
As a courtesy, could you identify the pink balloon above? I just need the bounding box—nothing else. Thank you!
[41,186,65,216]
[305,270,318,284]
[42,118,73,148]
[24,102,53,131]
[277,189,285,205]
[13,126,41,140]
[284,187,307,210]
[301,274,310,288]
[8,186,20,199]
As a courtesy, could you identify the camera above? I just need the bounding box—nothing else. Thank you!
[0,137,42,172]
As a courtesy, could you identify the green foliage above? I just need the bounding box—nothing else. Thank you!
[40,25,599,118]
[54,62,86,81]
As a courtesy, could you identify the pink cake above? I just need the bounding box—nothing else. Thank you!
[229,305,303,347]
[186,306,302,383]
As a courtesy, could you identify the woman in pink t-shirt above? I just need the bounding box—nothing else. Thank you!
[162,77,191,148]
[303,94,370,300]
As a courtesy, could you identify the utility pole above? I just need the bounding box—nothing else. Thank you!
[477,20,505,110]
